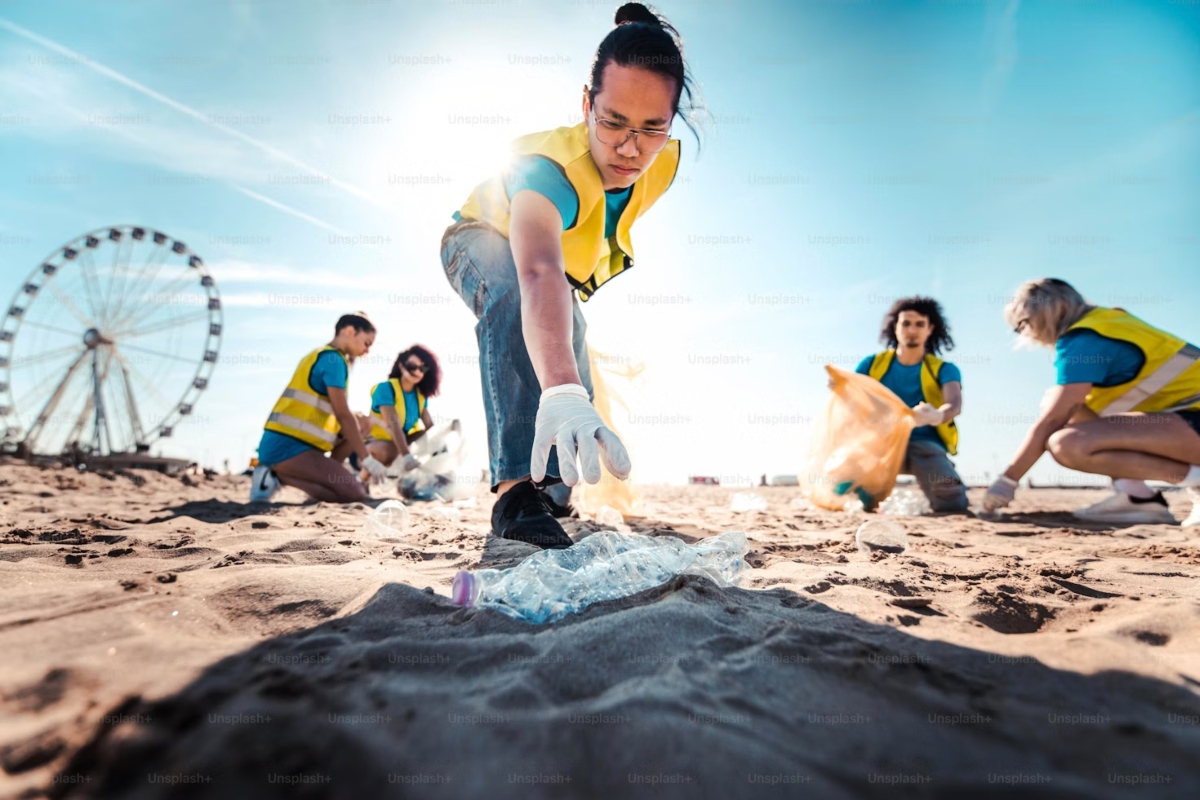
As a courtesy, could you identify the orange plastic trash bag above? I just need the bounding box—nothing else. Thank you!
[576,346,644,517]
[801,365,915,512]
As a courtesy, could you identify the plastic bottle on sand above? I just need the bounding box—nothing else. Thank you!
[855,519,907,554]
[363,500,410,538]
[451,531,748,624]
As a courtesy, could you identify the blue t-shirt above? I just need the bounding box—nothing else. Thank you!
[452,155,632,239]
[1054,329,1147,386]
[370,381,424,434]
[257,350,349,466]
[855,354,962,447]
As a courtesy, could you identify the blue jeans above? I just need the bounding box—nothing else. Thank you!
[440,220,593,489]
[902,438,969,512]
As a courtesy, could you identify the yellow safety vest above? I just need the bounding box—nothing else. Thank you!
[263,346,348,451]
[457,122,680,301]
[368,378,427,442]
[1065,307,1200,416]
[868,349,960,455]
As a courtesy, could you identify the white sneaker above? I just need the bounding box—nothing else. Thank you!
[249,465,281,503]
[1073,491,1177,524]
[1182,488,1200,529]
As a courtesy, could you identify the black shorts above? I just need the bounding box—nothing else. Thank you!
[1178,409,1200,437]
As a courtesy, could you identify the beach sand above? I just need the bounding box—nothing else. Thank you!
[2,459,1199,798]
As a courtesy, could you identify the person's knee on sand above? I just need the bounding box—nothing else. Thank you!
[1045,426,1091,471]
[926,475,969,513]
[906,440,969,513]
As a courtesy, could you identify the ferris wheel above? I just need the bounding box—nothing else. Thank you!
[0,226,222,457]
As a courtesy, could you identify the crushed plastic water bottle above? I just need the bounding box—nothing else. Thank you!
[855,520,908,555]
[451,531,748,624]
[363,500,409,538]
[789,496,813,510]
[729,492,768,512]
[878,488,931,517]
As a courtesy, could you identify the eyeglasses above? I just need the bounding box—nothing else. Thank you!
[1013,318,1031,335]
[404,360,427,374]
[590,108,671,154]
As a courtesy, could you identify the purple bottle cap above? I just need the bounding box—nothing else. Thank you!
[451,571,477,607]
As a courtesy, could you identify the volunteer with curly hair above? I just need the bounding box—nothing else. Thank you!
[364,345,441,474]
[441,3,700,548]
[855,296,968,513]
[981,278,1200,527]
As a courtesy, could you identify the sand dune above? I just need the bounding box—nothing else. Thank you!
[2,461,1199,798]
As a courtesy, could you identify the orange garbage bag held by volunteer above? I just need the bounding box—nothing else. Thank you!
[801,365,915,512]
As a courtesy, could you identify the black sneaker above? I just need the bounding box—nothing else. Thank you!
[491,481,574,550]
[538,483,577,519]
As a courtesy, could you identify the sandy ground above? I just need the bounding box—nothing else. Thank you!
[1,460,1199,799]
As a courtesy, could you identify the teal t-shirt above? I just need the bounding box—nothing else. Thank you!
[1054,329,1151,386]
[452,155,632,238]
[371,381,424,434]
[855,355,962,447]
[257,350,348,465]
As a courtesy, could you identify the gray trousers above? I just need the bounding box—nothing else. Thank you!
[903,438,969,512]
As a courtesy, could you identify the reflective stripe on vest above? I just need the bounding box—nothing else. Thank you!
[1066,308,1200,416]
[281,387,334,415]
[263,346,346,452]
[1101,343,1200,417]
[267,411,338,446]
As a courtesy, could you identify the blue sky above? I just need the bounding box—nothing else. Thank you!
[0,0,1197,487]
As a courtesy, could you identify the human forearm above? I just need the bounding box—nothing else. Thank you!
[1003,419,1062,481]
[519,267,581,389]
[334,411,369,460]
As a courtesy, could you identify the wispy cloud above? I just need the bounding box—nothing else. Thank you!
[0,16,394,214]
[211,260,401,290]
[981,0,1020,112]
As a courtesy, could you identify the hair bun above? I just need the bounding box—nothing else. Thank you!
[614,2,661,27]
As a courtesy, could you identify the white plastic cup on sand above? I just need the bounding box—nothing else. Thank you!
[855,519,907,555]
[730,492,768,512]
[364,500,410,538]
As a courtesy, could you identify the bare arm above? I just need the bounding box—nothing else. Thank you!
[420,408,434,429]
[508,190,580,389]
[1002,383,1092,482]
[382,405,409,456]
[327,386,368,461]
[939,381,962,423]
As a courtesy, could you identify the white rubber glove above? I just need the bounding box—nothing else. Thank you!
[362,455,389,485]
[399,454,420,473]
[531,384,630,487]
[981,475,1018,512]
[912,402,945,427]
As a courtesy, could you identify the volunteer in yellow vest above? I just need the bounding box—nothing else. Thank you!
[363,345,440,474]
[855,297,968,513]
[250,313,389,504]
[440,3,700,549]
[982,279,1200,527]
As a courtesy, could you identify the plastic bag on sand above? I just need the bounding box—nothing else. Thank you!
[399,423,470,502]
[575,346,644,517]
[801,365,915,512]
